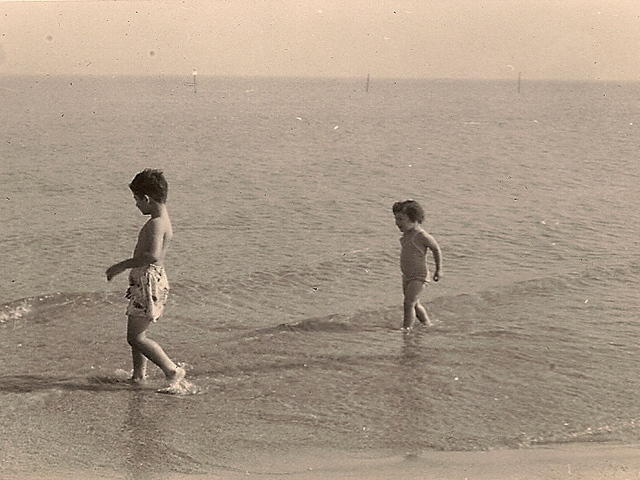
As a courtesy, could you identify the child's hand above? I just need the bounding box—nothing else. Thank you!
[106,264,124,281]
[433,271,441,282]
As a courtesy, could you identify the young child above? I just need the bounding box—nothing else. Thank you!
[392,200,443,331]
[106,169,185,388]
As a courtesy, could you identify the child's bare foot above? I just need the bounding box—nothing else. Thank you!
[128,375,147,385]
[416,311,433,326]
[165,366,186,386]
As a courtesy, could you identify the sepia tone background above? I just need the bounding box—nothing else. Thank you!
[1,0,640,81]
[2,2,640,480]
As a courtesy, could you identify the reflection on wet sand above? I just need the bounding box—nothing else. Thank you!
[123,391,170,480]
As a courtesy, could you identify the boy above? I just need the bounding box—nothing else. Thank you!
[106,169,185,388]
[392,200,443,331]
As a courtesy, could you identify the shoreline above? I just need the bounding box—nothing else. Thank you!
[5,442,640,480]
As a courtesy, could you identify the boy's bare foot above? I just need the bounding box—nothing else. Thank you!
[165,366,186,386]
[128,375,147,385]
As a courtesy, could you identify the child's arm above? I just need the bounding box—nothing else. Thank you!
[106,219,164,281]
[422,232,443,281]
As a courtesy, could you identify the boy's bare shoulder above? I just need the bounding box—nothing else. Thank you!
[142,215,172,236]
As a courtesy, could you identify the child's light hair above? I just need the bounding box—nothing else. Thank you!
[392,199,425,223]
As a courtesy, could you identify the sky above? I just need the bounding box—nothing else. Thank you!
[0,0,639,81]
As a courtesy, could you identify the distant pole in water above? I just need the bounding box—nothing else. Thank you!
[365,73,370,93]
[517,71,521,94]
[185,68,197,93]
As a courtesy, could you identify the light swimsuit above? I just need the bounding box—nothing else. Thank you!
[399,228,430,284]
[125,264,170,321]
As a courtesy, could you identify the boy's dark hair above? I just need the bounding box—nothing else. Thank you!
[129,169,168,203]
[392,199,425,223]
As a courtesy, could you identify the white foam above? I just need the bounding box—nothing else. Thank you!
[157,379,201,395]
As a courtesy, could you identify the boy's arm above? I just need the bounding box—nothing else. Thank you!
[422,232,443,281]
[106,220,164,281]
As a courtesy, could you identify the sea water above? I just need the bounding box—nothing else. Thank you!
[1,75,640,477]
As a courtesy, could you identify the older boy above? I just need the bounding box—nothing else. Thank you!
[106,169,185,388]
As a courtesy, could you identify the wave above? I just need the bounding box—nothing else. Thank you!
[0,299,32,325]
[2,258,636,332]
[526,417,640,447]
[253,312,383,335]
[274,315,358,333]
[0,291,121,326]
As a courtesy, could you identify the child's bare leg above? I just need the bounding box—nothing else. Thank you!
[415,301,432,326]
[127,315,184,383]
[402,280,425,330]
[130,347,148,382]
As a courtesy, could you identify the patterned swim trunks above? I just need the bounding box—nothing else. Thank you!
[125,264,170,321]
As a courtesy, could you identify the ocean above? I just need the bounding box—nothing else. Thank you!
[1,75,639,478]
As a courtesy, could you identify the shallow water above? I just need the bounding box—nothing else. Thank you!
[1,75,640,477]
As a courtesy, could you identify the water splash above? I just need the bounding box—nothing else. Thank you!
[156,379,201,395]
[0,300,31,325]
[113,365,202,395]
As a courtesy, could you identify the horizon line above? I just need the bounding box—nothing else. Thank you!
[0,72,637,84]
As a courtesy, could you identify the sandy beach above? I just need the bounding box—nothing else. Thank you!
[5,443,640,480]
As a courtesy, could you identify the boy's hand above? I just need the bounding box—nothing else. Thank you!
[106,264,125,281]
[433,271,441,282]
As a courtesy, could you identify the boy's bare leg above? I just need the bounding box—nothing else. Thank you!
[127,315,184,383]
[402,280,425,330]
[415,302,432,326]
[130,347,148,382]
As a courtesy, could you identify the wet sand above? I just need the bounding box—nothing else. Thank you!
[5,443,640,480]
